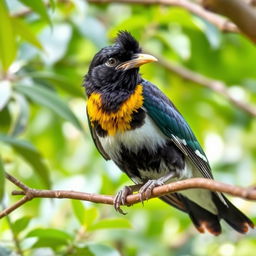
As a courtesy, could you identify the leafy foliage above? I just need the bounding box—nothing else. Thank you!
[0,0,255,255]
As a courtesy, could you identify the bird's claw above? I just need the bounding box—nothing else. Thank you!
[139,179,164,203]
[113,186,133,215]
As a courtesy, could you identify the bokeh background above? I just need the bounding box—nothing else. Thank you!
[0,0,256,255]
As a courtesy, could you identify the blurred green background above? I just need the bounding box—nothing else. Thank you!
[0,0,256,255]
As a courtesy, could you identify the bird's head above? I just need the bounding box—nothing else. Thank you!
[84,31,157,95]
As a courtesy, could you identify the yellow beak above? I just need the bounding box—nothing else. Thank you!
[116,53,158,71]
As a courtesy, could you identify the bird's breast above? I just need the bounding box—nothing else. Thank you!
[87,84,144,136]
[98,114,167,161]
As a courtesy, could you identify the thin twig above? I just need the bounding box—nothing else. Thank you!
[153,54,256,117]
[1,173,256,219]
[87,0,239,33]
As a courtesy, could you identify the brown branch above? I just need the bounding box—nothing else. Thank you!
[87,0,239,33]
[152,54,256,117]
[1,173,256,219]
[202,0,256,43]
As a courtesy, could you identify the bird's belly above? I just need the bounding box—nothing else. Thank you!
[98,114,185,181]
[98,114,167,161]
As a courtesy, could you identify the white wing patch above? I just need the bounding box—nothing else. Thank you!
[195,149,208,162]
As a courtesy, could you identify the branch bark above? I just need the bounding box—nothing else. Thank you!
[152,54,256,117]
[87,0,239,33]
[202,0,256,43]
[1,173,255,219]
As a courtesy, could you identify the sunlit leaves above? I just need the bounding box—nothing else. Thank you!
[71,200,132,231]
[89,218,132,231]
[12,216,31,235]
[11,18,43,50]
[0,1,17,71]
[29,71,84,97]
[15,85,84,132]
[71,200,86,225]
[26,228,72,248]
[72,201,100,229]
[0,134,50,188]
[18,0,51,24]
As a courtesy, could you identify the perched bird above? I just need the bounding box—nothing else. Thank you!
[84,31,254,235]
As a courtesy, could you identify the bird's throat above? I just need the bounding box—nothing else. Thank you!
[87,84,144,135]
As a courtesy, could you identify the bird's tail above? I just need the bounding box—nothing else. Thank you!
[161,192,254,235]
[211,193,254,233]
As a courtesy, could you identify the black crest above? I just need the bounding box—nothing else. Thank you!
[115,31,141,53]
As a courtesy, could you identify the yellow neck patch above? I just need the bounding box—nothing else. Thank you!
[87,84,143,136]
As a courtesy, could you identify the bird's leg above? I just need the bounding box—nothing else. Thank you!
[114,184,142,215]
[139,172,178,202]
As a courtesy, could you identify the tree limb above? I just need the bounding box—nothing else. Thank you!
[152,54,256,117]
[87,0,239,33]
[202,0,256,43]
[1,173,255,219]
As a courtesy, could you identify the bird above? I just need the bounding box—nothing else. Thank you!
[84,31,254,235]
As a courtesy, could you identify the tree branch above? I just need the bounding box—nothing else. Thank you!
[152,54,256,117]
[87,0,239,33]
[1,173,255,219]
[202,0,256,43]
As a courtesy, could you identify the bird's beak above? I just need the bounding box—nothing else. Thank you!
[116,53,158,71]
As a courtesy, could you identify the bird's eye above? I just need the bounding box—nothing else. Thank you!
[106,57,118,67]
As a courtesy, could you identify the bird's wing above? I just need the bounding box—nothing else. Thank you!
[160,194,187,212]
[86,107,110,160]
[142,80,213,179]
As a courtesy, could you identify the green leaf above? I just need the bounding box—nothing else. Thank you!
[72,247,95,256]
[0,134,51,188]
[0,81,12,111]
[84,207,99,229]
[11,18,43,49]
[0,106,11,133]
[0,1,17,71]
[89,218,132,231]
[27,228,72,240]
[12,216,31,235]
[10,94,29,137]
[15,85,84,132]
[29,71,83,97]
[72,202,100,228]
[72,200,85,225]
[0,156,5,201]
[19,0,51,24]
[27,228,72,248]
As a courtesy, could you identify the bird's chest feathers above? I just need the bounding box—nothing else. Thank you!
[98,114,167,160]
[87,84,143,136]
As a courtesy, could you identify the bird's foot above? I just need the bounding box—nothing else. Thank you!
[114,184,142,215]
[139,179,164,203]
